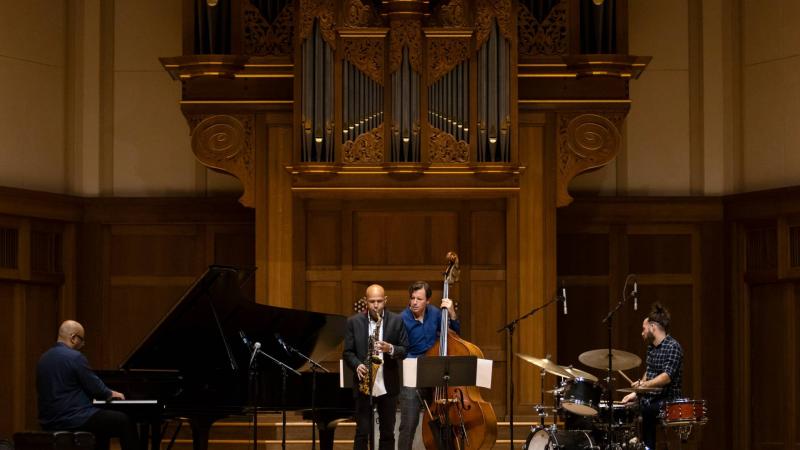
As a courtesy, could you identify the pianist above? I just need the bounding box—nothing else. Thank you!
[36,320,138,450]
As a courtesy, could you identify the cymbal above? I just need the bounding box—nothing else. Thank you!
[545,387,566,394]
[578,349,642,371]
[617,386,662,394]
[563,366,599,382]
[516,353,574,378]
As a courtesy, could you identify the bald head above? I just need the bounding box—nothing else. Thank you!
[58,320,85,349]
[366,284,385,298]
[364,284,387,320]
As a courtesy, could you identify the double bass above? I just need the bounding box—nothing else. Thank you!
[421,252,497,450]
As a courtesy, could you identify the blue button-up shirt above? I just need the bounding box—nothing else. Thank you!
[37,342,112,430]
[401,304,460,358]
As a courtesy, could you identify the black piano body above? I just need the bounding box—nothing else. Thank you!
[97,265,353,450]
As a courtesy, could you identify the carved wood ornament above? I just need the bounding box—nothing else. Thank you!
[557,112,625,207]
[242,1,294,56]
[517,0,568,57]
[342,39,385,83]
[427,39,470,84]
[190,114,255,207]
[429,126,469,163]
[475,0,513,48]
[343,126,384,164]
[389,19,423,72]
[298,0,337,48]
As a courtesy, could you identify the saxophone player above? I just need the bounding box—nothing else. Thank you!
[343,284,408,450]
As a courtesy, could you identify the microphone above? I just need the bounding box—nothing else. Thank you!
[561,281,567,315]
[633,279,639,311]
[239,330,251,348]
[275,333,292,355]
[249,341,261,368]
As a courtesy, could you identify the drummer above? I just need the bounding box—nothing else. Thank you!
[621,302,683,450]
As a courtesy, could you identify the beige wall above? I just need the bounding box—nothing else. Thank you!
[741,0,800,191]
[0,0,67,193]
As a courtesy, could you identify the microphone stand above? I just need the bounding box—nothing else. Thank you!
[496,295,563,450]
[283,343,329,450]
[601,273,637,449]
[252,348,301,450]
[248,345,259,450]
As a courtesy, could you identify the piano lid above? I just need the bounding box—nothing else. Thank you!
[121,265,347,373]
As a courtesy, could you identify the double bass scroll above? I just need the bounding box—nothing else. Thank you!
[421,252,498,450]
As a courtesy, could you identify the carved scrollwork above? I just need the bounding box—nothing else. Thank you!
[437,0,469,27]
[427,39,470,84]
[557,112,626,207]
[518,0,568,57]
[343,125,385,164]
[299,0,337,49]
[342,0,381,27]
[242,1,294,56]
[389,20,423,72]
[342,39,385,83]
[429,127,469,163]
[190,114,255,207]
[475,0,513,48]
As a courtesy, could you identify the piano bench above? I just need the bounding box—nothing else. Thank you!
[13,432,95,450]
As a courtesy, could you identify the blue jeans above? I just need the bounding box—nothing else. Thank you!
[397,387,423,450]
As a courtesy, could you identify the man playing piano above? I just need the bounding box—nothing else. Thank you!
[36,320,138,450]
[343,284,408,450]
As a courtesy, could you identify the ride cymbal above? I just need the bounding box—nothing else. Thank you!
[578,349,642,371]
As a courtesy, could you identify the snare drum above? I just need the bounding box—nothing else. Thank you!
[561,377,602,416]
[523,427,598,450]
[661,398,708,426]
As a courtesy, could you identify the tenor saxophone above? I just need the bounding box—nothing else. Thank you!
[358,313,383,395]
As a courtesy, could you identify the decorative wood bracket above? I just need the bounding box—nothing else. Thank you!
[556,111,625,207]
[189,114,255,207]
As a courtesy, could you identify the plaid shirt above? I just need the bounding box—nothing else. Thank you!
[642,334,683,406]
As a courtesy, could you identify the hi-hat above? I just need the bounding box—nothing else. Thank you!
[563,366,599,382]
[617,386,662,394]
[578,349,642,371]
[516,353,573,378]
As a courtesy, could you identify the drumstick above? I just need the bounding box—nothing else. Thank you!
[617,369,634,385]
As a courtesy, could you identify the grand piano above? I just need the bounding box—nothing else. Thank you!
[96,265,353,450]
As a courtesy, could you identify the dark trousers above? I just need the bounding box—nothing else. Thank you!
[641,401,661,449]
[354,392,397,450]
[77,410,138,450]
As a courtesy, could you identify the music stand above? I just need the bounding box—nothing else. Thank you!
[405,356,486,450]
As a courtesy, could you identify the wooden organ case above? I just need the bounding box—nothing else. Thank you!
[160,0,650,420]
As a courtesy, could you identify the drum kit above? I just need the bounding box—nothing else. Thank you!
[518,350,707,450]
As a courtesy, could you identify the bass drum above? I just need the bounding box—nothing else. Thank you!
[523,427,598,450]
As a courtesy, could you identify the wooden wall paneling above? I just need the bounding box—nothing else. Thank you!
[341,203,354,315]
[306,281,342,315]
[305,209,342,268]
[109,225,206,277]
[516,111,549,412]
[264,115,294,307]
[733,222,751,450]
[353,212,388,266]
[106,224,207,365]
[59,223,77,321]
[470,280,506,363]
[748,283,787,449]
[385,213,430,266]
[206,224,256,299]
[556,285,609,380]
[471,210,506,268]
[23,285,59,429]
[0,281,25,437]
[430,210,460,266]
[794,284,799,447]
[504,196,519,420]
[293,197,307,311]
